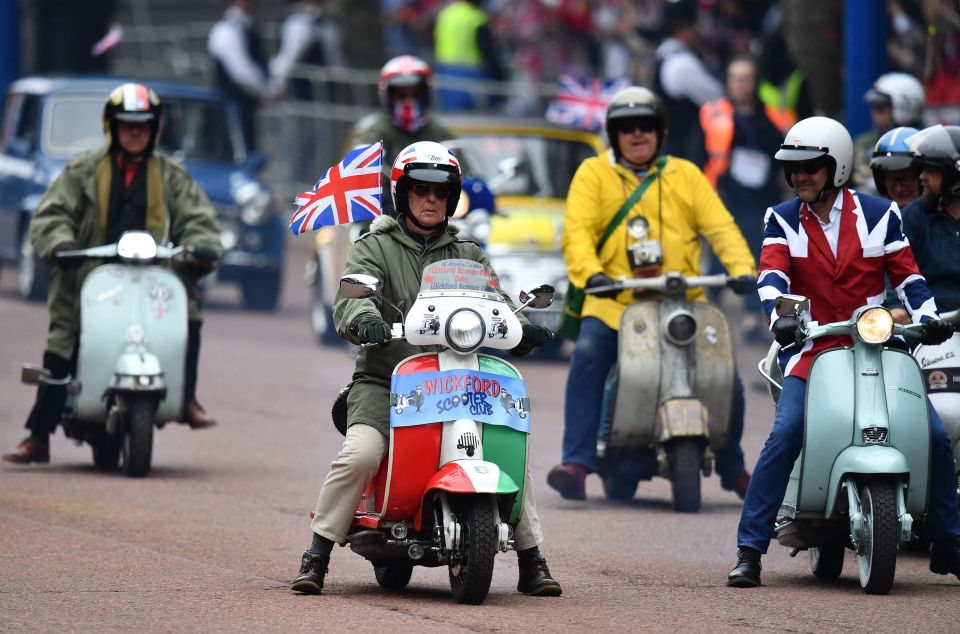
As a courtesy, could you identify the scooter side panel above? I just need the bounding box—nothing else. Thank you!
[882,349,930,514]
[382,354,442,520]
[611,302,660,448]
[75,265,187,422]
[689,303,735,451]
[798,349,856,514]
[915,334,960,470]
[478,355,527,524]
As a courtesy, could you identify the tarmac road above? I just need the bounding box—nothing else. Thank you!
[1,241,958,633]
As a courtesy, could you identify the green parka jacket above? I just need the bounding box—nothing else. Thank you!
[334,215,527,436]
[29,146,222,359]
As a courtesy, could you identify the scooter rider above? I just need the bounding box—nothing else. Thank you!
[900,124,960,314]
[354,55,453,163]
[547,86,757,501]
[870,126,921,212]
[2,83,223,465]
[292,141,560,597]
[727,116,960,588]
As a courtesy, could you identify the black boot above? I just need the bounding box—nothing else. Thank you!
[517,548,562,596]
[930,538,960,579]
[292,551,330,594]
[727,547,762,588]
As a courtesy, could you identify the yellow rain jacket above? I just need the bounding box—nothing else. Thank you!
[562,150,756,331]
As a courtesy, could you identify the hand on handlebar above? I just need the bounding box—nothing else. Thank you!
[352,313,392,345]
[920,319,955,346]
[184,244,219,276]
[53,241,82,269]
[772,315,803,348]
[726,275,757,296]
[510,324,554,357]
[585,272,619,298]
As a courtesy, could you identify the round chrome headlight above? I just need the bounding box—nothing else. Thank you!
[236,182,272,225]
[446,308,485,353]
[856,307,894,344]
[664,310,697,346]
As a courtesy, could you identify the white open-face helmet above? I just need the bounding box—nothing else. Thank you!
[775,116,854,188]
[864,72,925,127]
[390,141,462,217]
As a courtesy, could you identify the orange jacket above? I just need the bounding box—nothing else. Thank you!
[699,98,794,188]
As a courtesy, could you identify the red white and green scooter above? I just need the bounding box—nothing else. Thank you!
[337,259,554,604]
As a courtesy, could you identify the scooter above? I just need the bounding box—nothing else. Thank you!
[21,231,190,477]
[912,310,960,496]
[757,295,937,594]
[337,258,554,604]
[585,271,740,512]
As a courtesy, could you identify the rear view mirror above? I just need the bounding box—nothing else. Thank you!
[519,284,555,309]
[775,294,809,318]
[339,274,381,299]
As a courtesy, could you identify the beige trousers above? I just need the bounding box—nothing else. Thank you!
[311,422,544,550]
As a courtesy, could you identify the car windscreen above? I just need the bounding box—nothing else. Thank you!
[42,93,242,164]
[43,96,104,158]
[448,134,597,199]
[158,97,243,164]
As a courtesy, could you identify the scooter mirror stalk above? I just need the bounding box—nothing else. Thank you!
[339,274,382,299]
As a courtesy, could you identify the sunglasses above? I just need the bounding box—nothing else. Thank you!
[785,161,828,176]
[411,182,450,199]
[615,119,658,135]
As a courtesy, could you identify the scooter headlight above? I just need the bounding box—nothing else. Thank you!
[664,310,697,346]
[445,308,485,353]
[856,307,894,344]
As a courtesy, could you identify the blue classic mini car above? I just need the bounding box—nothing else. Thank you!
[0,76,285,309]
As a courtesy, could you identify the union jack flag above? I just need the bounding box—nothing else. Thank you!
[289,142,383,235]
[545,76,629,132]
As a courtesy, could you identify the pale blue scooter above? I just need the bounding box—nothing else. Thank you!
[758,294,933,594]
[22,232,189,477]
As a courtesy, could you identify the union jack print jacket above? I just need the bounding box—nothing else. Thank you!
[758,187,939,379]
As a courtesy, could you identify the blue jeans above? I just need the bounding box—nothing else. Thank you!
[562,317,746,476]
[737,376,960,553]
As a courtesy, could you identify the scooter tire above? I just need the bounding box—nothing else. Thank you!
[668,439,702,513]
[602,476,639,502]
[122,398,155,478]
[448,497,497,605]
[91,432,121,470]
[809,544,844,579]
[857,481,898,595]
[374,562,414,590]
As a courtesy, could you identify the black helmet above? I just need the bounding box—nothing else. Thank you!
[102,83,162,155]
[907,124,960,198]
[605,86,667,159]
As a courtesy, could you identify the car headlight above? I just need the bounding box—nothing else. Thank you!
[856,307,894,343]
[664,310,697,346]
[446,308,485,353]
[236,182,272,225]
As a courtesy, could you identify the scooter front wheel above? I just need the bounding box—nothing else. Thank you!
[667,438,702,513]
[122,397,156,478]
[448,497,497,605]
[857,481,898,594]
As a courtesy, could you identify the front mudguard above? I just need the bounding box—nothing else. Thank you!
[414,460,518,532]
[824,446,910,519]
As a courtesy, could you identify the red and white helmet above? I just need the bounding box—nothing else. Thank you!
[390,141,462,217]
[378,55,432,107]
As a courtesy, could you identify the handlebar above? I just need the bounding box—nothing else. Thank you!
[583,272,733,296]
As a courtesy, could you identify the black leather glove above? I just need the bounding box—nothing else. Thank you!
[184,245,219,276]
[772,315,801,347]
[585,272,619,298]
[351,313,392,345]
[53,241,82,269]
[920,319,955,346]
[726,275,757,296]
[510,324,553,357]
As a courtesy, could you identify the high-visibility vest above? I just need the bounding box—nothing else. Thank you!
[699,97,793,188]
[759,69,804,130]
[435,1,486,67]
